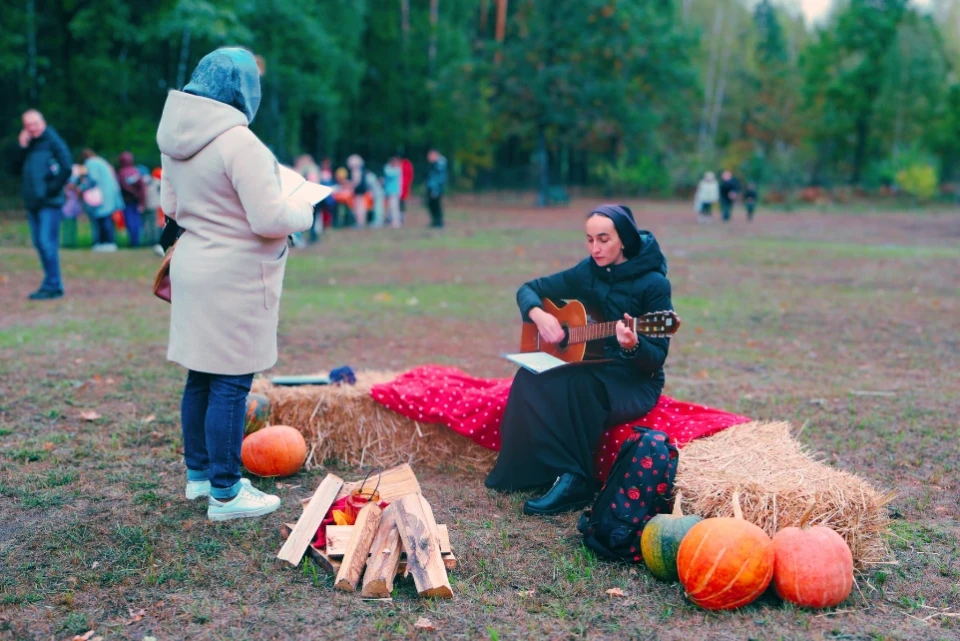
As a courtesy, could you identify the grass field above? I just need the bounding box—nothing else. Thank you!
[1,199,958,640]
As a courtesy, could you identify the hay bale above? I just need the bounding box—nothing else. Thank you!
[675,421,893,569]
[251,372,496,472]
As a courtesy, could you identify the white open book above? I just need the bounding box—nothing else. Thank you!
[502,351,569,374]
[279,165,333,205]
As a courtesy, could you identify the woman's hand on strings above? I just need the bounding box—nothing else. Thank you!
[530,307,566,344]
[616,313,639,350]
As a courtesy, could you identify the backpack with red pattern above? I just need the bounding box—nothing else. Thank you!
[577,426,678,563]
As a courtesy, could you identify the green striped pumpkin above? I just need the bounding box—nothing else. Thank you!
[244,393,272,436]
[641,491,702,582]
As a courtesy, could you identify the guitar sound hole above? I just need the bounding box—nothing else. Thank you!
[559,326,570,349]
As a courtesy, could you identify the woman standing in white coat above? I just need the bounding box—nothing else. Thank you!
[156,48,314,521]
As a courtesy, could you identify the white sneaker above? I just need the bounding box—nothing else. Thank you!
[152,244,165,257]
[185,477,251,500]
[102,243,118,252]
[207,484,281,522]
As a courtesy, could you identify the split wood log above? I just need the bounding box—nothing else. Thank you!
[277,473,343,566]
[326,524,452,557]
[281,523,457,575]
[281,523,337,574]
[394,493,453,598]
[360,505,403,598]
[334,502,383,592]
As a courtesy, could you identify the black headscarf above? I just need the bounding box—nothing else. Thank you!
[590,204,642,259]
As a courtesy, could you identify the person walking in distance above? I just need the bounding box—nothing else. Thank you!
[16,110,72,300]
[425,148,447,228]
[718,170,739,223]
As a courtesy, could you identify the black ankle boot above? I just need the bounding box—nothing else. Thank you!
[523,473,594,516]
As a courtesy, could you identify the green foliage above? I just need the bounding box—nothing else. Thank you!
[896,164,938,200]
[2,0,960,195]
[592,154,672,196]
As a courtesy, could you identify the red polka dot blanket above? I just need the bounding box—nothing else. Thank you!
[370,365,751,481]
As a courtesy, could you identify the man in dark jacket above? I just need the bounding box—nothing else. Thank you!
[718,170,739,223]
[17,109,72,299]
[425,149,447,228]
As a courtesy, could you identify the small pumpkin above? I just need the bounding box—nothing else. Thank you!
[641,491,702,582]
[772,500,853,608]
[244,392,271,435]
[241,425,307,477]
[676,490,774,610]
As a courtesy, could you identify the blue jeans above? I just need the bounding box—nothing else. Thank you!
[181,370,254,499]
[27,207,63,292]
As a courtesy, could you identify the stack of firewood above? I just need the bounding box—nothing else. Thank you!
[277,464,455,599]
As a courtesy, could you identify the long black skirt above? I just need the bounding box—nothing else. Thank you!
[484,366,613,492]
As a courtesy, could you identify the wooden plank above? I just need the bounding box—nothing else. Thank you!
[334,502,383,592]
[277,474,343,566]
[360,505,403,598]
[298,464,419,505]
[281,523,337,574]
[326,524,452,557]
[394,493,453,598]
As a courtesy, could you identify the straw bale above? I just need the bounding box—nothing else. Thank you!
[251,372,496,472]
[675,420,893,569]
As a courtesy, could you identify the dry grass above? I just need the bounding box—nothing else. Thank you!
[676,421,894,569]
[251,372,497,472]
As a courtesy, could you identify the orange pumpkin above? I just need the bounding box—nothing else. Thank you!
[241,425,307,477]
[772,501,853,608]
[676,490,774,610]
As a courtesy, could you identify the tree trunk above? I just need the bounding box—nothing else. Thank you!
[495,0,507,64]
[26,0,38,103]
[698,1,725,155]
[176,27,192,89]
[536,120,549,207]
[852,109,871,184]
[401,0,411,148]
[479,0,489,34]
[429,0,439,78]
[708,11,737,150]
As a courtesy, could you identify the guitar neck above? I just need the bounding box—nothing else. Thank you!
[566,319,632,346]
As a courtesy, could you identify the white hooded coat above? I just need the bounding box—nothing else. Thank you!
[157,90,312,374]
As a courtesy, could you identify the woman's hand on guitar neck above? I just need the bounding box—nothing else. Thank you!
[529,307,566,344]
[616,313,639,351]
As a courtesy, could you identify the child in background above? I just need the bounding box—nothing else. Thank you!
[117,152,145,247]
[693,172,719,224]
[383,157,402,228]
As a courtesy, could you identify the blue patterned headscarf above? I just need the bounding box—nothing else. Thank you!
[183,48,261,123]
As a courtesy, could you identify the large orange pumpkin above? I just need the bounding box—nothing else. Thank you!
[676,490,774,610]
[241,425,307,477]
[772,501,853,608]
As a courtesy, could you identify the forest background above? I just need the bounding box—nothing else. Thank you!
[3,0,960,205]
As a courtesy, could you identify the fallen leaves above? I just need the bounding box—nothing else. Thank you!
[126,608,146,624]
[414,617,436,631]
[605,587,627,598]
[142,414,156,424]
[71,632,102,641]
[79,410,101,421]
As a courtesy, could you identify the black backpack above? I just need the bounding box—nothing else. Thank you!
[577,427,678,563]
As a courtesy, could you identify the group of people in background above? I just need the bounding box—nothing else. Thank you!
[694,170,758,224]
[290,148,448,246]
[13,106,451,300]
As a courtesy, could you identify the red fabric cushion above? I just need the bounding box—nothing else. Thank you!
[371,365,751,481]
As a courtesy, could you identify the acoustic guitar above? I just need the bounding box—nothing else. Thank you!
[520,298,681,364]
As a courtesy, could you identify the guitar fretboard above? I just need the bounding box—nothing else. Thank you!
[567,320,629,345]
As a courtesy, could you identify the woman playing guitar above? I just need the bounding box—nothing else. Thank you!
[485,204,674,515]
